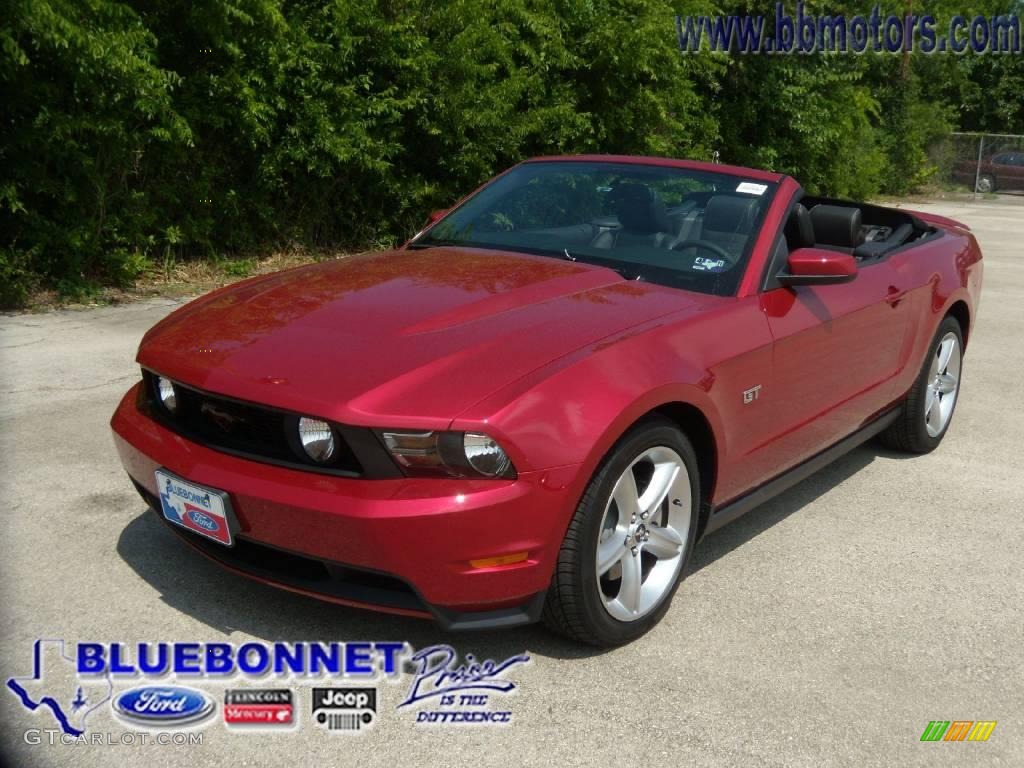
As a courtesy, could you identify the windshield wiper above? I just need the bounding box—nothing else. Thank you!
[408,239,457,250]
[413,240,643,281]
[562,248,648,281]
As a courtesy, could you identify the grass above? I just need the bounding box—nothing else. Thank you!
[16,247,366,313]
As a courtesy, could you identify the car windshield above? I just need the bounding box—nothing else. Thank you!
[411,160,778,296]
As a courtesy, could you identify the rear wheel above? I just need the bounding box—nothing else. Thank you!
[880,316,964,453]
[542,417,699,647]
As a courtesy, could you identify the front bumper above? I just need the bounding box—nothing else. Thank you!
[112,383,580,629]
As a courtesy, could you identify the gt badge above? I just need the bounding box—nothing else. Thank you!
[743,385,762,404]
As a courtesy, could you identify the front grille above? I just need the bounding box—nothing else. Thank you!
[141,370,367,476]
[174,385,299,461]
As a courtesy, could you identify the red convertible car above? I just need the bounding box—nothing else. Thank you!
[111,156,983,646]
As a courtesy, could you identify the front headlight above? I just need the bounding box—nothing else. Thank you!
[298,417,336,463]
[155,376,177,412]
[379,430,516,479]
[463,432,512,477]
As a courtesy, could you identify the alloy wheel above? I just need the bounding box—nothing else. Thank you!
[925,332,961,438]
[594,446,691,622]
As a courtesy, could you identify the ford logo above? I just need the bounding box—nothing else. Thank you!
[188,510,218,531]
[112,686,215,727]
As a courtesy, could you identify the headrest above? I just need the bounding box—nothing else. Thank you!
[810,204,863,248]
[785,203,815,249]
[703,195,758,234]
[613,184,671,234]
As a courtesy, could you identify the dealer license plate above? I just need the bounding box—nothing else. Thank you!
[154,469,235,547]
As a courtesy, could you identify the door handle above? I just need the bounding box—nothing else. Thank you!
[886,285,908,306]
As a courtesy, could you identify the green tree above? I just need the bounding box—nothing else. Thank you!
[0,0,189,303]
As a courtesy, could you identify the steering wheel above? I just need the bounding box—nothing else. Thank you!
[669,239,732,261]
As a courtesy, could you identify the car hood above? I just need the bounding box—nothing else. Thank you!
[138,247,706,426]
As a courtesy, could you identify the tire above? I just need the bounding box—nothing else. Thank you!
[880,316,964,454]
[542,416,700,647]
[976,174,996,194]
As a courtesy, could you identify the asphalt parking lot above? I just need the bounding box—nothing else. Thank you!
[1,196,1022,768]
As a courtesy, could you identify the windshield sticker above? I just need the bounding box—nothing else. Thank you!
[693,257,727,272]
[736,182,767,195]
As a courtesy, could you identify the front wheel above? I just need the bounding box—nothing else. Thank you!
[542,417,699,647]
[880,316,964,453]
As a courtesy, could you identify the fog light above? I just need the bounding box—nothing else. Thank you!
[463,433,511,477]
[298,417,335,463]
[156,376,177,412]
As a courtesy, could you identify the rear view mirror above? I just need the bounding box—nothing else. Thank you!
[778,247,857,287]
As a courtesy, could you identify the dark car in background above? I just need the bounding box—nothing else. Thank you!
[955,151,1024,193]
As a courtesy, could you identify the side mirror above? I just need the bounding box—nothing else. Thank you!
[403,208,450,250]
[778,247,857,287]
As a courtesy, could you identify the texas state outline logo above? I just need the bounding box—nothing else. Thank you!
[6,640,113,736]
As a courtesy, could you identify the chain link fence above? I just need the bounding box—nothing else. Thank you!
[929,132,1024,198]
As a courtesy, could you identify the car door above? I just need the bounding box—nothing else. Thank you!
[1006,153,1024,190]
[758,249,914,470]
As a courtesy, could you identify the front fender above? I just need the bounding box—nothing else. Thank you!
[451,337,723,470]
[451,354,725,554]
[453,293,772,513]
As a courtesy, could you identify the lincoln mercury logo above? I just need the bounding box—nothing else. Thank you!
[224,689,294,727]
[200,402,239,431]
[742,384,762,404]
[920,720,996,742]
